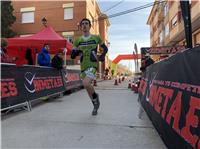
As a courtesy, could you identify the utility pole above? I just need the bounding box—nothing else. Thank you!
[133,51,137,73]
[134,43,138,73]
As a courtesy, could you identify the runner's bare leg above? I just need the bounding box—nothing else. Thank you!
[82,76,95,99]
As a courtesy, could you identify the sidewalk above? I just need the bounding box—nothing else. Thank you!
[2,79,166,149]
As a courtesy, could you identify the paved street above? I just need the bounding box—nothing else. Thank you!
[2,79,166,149]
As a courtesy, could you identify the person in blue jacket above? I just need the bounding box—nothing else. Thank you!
[37,44,51,67]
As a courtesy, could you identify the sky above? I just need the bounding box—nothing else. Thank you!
[97,0,154,72]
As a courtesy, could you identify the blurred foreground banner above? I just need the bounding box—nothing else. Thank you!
[138,46,200,149]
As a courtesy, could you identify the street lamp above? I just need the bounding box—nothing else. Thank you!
[41,17,47,27]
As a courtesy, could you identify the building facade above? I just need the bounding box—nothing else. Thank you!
[147,1,200,50]
[11,0,110,75]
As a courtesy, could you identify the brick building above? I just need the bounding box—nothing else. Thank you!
[147,0,200,61]
[11,0,110,75]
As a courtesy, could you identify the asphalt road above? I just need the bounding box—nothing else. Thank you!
[1,79,166,149]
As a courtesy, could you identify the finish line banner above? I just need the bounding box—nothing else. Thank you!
[138,46,200,149]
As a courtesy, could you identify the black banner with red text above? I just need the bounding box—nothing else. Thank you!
[1,64,26,109]
[1,65,82,109]
[21,66,65,101]
[62,69,82,91]
[138,46,200,149]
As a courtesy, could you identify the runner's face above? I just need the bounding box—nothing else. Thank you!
[81,21,90,32]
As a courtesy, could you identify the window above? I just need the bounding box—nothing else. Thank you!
[171,15,178,28]
[64,8,73,20]
[165,23,169,36]
[66,36,73,44]
[22,12,34,23]
[62,32,74,44]
[159,32,163,43]
[164,3,168,16]
[20,34,33,37]
[20,7,35,23]
[153,25,157,33]
[63,3,74,20]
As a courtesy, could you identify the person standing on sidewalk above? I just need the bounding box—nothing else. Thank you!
[71,18,108,115]
[37,44,51,67]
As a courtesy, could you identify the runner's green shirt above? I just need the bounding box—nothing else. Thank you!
[73,34,102,71]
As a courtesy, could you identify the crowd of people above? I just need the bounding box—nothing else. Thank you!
[1,39,64,70]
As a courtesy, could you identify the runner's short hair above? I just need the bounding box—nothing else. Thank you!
[80,18,91,27]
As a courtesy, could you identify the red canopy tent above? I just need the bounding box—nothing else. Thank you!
[6,26,73,65]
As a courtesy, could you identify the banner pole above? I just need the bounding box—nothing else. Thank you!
[64,48,67,68]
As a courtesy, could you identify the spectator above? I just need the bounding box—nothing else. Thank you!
[37,44,51,67]
[140,55,154,72]
[108,67,111,79]
[104,67,109,79]
[51,50,64,70]
[138,55,154,119]
[1,39,17,63]
[111,69,114,77]
[25,48,33,65]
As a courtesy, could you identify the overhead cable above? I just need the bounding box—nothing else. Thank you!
[96,0,166,21]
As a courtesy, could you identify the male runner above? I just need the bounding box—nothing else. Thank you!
[71,18,108,115]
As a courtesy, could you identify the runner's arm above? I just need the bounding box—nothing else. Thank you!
[71,47,80,59]
[100,42,108,55]
[99,42,108,62]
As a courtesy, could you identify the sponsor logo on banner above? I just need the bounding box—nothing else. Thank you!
[24,72,36,93]
[33,76,63,92]
[64,72,80,83]
[24,72,64,93]
[141,46,185,55]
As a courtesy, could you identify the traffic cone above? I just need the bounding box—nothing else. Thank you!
[93,79,97,86]
[114,78,118,85]
[128,80,131,88]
